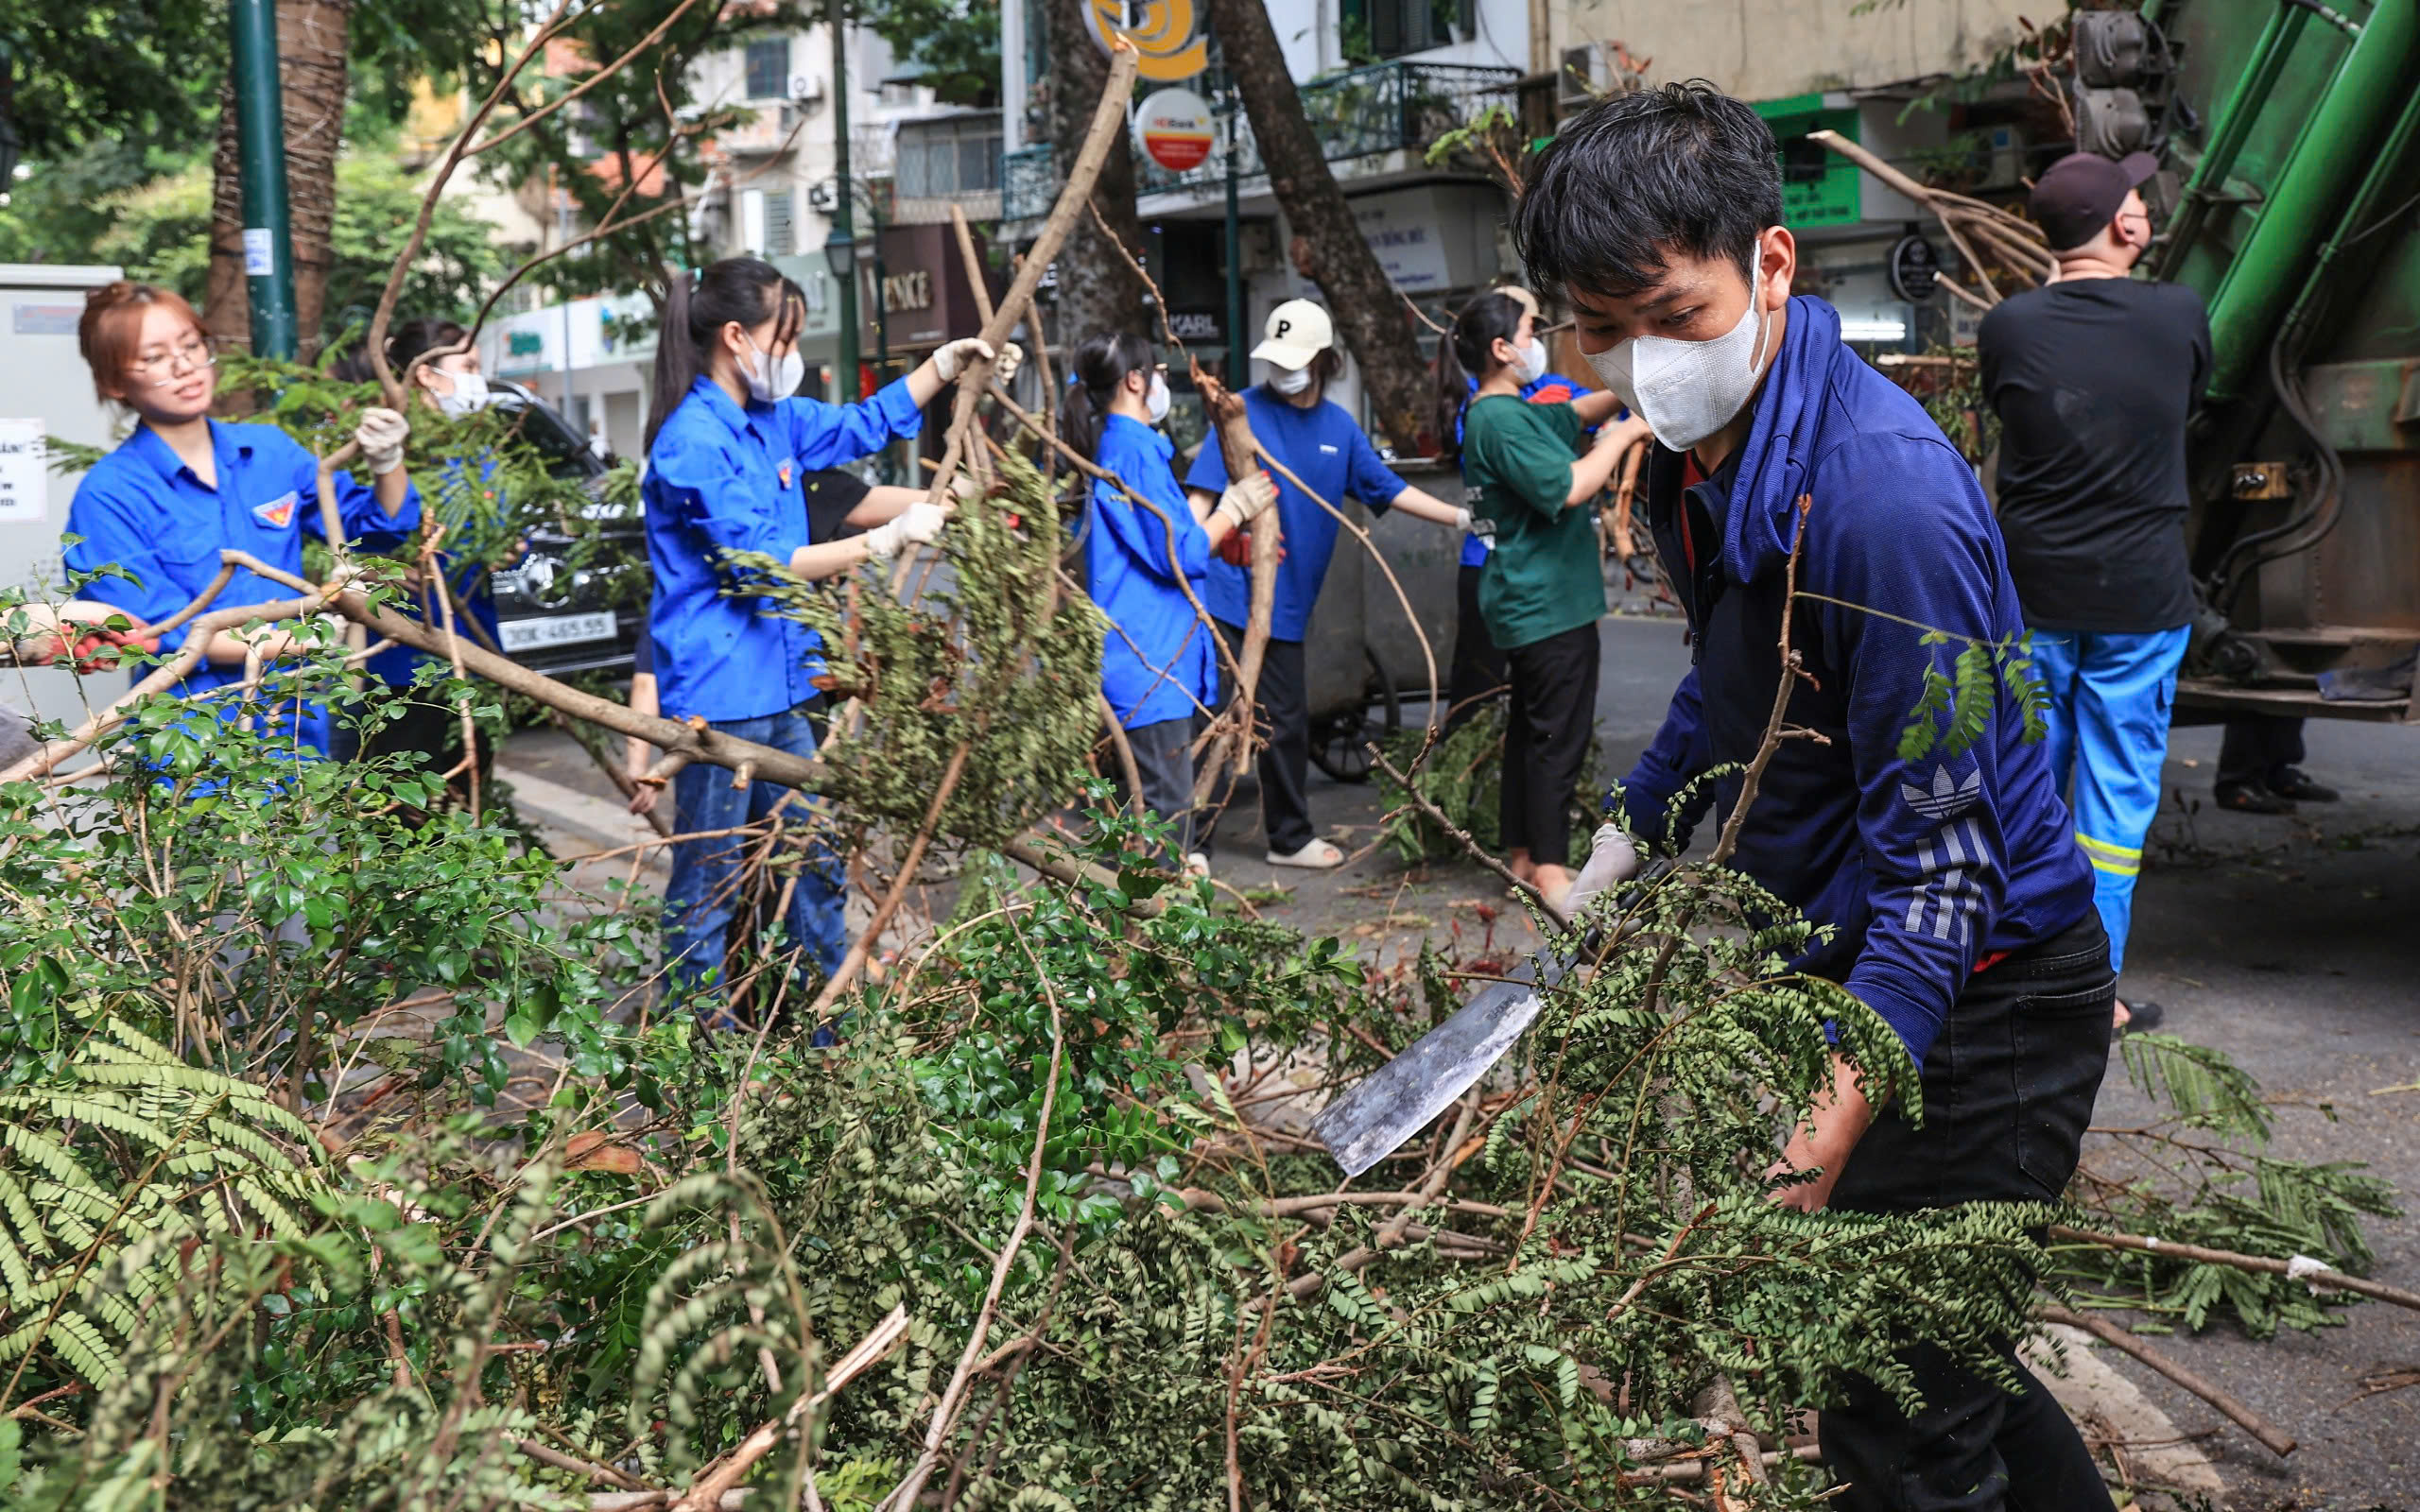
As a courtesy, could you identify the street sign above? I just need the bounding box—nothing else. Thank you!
[1082,0,1209,82]
[1889,233,1943,303]
[1134,88,1215,173]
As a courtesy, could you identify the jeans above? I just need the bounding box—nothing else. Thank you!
[2029,625,2188,973]
[663,701,847,1002]
[1115,715,1196,865]
[1822,913,2118,1512]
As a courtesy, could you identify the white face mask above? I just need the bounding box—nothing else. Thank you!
[435,369,491,419]
[1510,336,1548,387]
[1144,369,1171,424]
[1266,362,1314,397]
[1583,253,1776,453]
[741,335,804,404]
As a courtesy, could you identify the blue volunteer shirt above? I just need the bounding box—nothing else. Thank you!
[1087,414,1215,730]
[1456,371,1594,568]
[1182,388,1407,641]
[1611,298,2095,1066]
[642,374,924,722]
[62,420,421,703]
[358,456,502,689]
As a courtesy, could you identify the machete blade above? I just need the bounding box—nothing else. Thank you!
[1309,954,1569,1179]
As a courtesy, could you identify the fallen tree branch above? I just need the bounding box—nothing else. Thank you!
[2048,1225,2420,1313]
[886,39,1142,596]
[666,1303,913,1512]
[876,930,1072,1512]
[1367,743,1563,927]
[2037,1302,2297,1457]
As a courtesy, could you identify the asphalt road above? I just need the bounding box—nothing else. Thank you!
[1196,611,2420,1509]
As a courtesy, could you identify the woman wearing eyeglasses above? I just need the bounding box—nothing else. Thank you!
[60,281,420,754]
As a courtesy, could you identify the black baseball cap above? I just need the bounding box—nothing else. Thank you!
[2031,150,2158,252]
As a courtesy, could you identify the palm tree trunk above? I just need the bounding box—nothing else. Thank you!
[204,0,353,361]
[1203,0,1432,452]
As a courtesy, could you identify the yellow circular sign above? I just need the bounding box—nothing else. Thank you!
[1082,0,1209,82]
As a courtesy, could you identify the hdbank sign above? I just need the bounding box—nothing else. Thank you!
[1082,0,1208,81]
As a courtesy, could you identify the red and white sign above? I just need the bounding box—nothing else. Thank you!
[1134,88,1215,173]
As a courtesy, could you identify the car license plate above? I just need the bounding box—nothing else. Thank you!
[500,610,617,653]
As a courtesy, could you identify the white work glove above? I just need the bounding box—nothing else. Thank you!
[1560,821,1642,920]
[1451,506,1474,533]
[932,337,997,384]
[993,341,1023,384]
[862,501,950,559]
[354,406,411,475]
[1214,471,1278,530]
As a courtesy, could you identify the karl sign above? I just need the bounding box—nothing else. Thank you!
[1081,0,1208,81]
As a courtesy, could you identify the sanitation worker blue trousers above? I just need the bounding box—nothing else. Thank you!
[2028,625,2190,975]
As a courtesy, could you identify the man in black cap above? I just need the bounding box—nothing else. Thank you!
[1979,150,2211,1036]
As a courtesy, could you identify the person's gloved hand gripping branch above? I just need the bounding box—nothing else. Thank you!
[1514,83,2116,1512]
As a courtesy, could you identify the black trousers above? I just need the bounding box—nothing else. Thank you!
[357,689,493,791]
[1114,715,1196,866]
[1446,563,1508,731]
[1498,621,1599,867]
[1822,913,2118,1512]
[1212,623,1315,855]
[2217,713,2304,790]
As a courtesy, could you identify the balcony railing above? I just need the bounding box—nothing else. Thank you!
[1002,60,1521,220]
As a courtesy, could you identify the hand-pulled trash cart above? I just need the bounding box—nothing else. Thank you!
[1300,460,1465,781]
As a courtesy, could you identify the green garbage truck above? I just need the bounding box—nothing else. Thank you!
[2077,0,2420,720]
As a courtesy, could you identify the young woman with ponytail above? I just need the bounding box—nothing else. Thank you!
[1063,330,1273,876]
[1431,287,1636,731]
[60,281,421,757]
[1445,289,1643,906]
[641,255,1017,1008]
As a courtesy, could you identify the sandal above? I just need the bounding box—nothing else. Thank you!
[1266,838,1345,869]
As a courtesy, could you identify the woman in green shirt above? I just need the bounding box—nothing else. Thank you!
[1443,291,1642,903]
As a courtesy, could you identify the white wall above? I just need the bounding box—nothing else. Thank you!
[1557,0,2038,101]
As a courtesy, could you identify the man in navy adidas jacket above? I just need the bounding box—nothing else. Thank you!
[1518,84,2115,1510]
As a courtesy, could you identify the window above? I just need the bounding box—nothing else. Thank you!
[1341,0,1454,60]
[894,118,1003,198]
[743,37,790,101]
[763,190,795,257]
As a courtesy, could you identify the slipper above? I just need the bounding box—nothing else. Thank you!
[1267,838,1345,869]
[2114,1000,2166,1038]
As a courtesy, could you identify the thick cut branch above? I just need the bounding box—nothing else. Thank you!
[2037,1302,2296,1457]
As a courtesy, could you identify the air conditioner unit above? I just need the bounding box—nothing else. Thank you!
[790,74,824,104]
[1558,44,1600,110]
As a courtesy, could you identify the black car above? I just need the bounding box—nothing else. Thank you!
[481,380,647,678]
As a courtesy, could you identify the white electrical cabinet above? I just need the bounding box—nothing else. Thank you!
[0,264,130,738]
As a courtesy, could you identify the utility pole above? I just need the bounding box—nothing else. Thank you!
[229,0,298,358]
[1223,85,1245,387]
[824,0,862,403]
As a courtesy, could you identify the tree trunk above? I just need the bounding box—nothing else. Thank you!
[204,0,353,361]
[1204,0,1431,453]
[1040,0,1152,350]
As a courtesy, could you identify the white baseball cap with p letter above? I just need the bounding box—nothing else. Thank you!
[1251,299,1334,369]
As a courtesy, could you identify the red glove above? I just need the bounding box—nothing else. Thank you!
[23,627,159,672]
[1214,525,1288,570]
